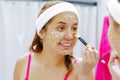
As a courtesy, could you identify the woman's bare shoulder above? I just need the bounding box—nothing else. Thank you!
[14,53,29,80]
[15,53,29,66]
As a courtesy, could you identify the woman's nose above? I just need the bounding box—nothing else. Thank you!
[64,30,74,40]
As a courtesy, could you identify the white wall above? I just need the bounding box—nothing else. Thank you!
[97,0,109,49]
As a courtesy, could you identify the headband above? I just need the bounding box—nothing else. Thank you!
[36,2,80,35]
[107,0,120,24]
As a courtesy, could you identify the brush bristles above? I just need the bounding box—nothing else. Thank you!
[74,33,80,38]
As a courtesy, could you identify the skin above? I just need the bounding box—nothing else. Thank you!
[14,12,99,80]
[108,16,120,80]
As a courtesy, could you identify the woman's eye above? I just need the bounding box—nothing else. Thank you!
[72,27,77,32]
[57,26,64,31]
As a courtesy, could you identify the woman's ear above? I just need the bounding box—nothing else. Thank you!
[39,29,46,39]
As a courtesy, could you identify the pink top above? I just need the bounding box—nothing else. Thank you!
[24,54,72,80]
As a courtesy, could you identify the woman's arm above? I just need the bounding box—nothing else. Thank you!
[14,55,27,80]
[78,71,93,80]
[14,58,22,80]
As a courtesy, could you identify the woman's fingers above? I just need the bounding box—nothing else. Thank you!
[94,50,99,61]
[82,47,99,66]
[79,46,99,75]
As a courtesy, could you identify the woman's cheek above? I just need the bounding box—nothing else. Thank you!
[47,32,71,55]
[47,32,63,48]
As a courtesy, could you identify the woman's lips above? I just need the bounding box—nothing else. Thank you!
[59,42,72,49]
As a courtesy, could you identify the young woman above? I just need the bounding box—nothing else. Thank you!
[107,0,120,80]
[14,1,99,80]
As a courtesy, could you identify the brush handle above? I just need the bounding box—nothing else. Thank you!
[78,37,106,64]
[78,37,87,46]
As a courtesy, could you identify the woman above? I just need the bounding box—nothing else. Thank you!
[14,1,99,80]
[107,0,120,80]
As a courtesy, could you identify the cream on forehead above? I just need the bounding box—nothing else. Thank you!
[36,2,80,36]
[59,13,78,23]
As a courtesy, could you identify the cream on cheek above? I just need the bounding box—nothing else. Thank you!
[47,32,72,55]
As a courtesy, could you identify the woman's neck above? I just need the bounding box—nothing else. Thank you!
[34,50,65,67]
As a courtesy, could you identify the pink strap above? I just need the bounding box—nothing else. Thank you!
[24,54,31,80]
[64,69,72,80]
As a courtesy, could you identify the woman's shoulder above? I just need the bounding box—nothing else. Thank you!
[14,53,30,79]
[16,53,30,64]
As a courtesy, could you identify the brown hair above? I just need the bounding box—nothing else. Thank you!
[29,1,74,70]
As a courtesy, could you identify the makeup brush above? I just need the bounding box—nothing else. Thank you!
[74,33,106,64]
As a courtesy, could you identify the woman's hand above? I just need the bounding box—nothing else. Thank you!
[78,47,99,80]
[108,52,120,80]
[80,47,99,74]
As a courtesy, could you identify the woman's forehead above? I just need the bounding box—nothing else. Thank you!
[51,12,79,23]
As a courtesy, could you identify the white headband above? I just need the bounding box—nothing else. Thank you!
[107,0,120,24]
[36,2,80,35]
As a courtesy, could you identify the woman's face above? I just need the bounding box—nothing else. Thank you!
[109,17,120,54]
[42,12,79,55]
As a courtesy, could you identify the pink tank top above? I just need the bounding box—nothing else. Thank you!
[24,54,72,80]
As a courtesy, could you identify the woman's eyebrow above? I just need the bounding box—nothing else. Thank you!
[57,21,66,24]
[73,23,78,25]
[57,21,78,25]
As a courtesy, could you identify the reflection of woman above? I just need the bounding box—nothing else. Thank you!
[107,0,120,80]
[14,1,99,80]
